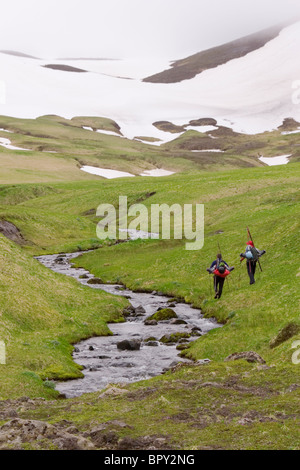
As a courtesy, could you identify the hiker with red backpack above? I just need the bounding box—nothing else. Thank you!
[207,253,234,299]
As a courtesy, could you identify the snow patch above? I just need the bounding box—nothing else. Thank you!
[190,149,224,153]
[96,129,123,137]
[80,165,135,178]
[139,169,175,177]
[82,126,123,138]
[185,125,218,133]
[0,137,30,151]
[80,165,175,178]
[281,128,300,135]
[259,154,291,166]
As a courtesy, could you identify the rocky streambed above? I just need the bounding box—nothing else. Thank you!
[36,252,221,398]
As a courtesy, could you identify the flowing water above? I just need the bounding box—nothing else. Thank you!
[36,252,220,398]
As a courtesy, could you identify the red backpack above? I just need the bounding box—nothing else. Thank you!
[214,262,230,278]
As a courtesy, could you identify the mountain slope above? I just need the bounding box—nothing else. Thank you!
[143,23,286,83]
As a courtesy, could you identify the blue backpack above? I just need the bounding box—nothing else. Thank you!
[245,245,258,261]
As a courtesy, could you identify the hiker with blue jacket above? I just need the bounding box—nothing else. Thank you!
[240,241,266,285]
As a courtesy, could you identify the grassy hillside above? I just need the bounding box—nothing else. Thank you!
[0,163,298,370]
[1,115,299,186]
[70,163,300,366]
[0,114,194,183]
[0,156,299,449]
[0,161,298,254]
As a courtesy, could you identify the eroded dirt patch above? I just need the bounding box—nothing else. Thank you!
[0,220,28,245]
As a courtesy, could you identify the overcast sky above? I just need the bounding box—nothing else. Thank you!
[1,0,300,59]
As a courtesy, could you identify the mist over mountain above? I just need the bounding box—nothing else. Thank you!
[1,0,300,59]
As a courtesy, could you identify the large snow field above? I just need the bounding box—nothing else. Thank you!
[0,22,300,144]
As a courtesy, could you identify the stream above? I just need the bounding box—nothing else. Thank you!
[36,252,221,398]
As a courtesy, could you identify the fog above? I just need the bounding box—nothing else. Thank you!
[1,0,300,59]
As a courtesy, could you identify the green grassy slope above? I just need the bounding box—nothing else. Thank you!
[0,158,299,449]
[1,162,297,367]
[69,163,300,367]
[0,163,298,365]
[0,161,299,254]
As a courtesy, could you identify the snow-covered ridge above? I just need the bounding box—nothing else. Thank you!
[0,22,300,143]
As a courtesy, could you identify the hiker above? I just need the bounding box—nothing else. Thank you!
[240,241,265,285]
[207,254,234,299]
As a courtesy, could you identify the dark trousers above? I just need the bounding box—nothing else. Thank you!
[247,261,257,284]
[214,275,225,298]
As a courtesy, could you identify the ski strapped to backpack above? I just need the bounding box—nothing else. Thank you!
[247,226,262,272]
